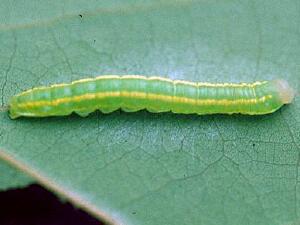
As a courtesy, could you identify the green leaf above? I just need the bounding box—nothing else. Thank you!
[0,160,33,191]
[1,1,299,224]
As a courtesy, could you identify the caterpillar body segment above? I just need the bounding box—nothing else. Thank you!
[8,75,295,119]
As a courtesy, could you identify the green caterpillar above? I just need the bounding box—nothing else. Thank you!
[7,75,295,119]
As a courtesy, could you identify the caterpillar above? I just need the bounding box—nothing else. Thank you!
[7,75,295,119]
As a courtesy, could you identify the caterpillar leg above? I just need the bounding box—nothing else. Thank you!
[75,110,90,117]
[147,108,170,113]
[99,108,118,114]
[121,107,140,112]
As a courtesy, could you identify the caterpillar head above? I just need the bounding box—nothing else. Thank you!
[273,79,295,104]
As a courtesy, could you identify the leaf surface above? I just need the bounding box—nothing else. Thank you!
[0,160,33,190]
[0,1,299,224]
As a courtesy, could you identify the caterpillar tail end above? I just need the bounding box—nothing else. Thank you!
[273,79,295,104]
[8,112,19,119]
[0,105,17,119]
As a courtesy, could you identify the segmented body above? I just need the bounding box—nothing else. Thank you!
[8,75,294,119]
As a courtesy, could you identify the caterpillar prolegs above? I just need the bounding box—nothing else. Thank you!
[7,75,295,119]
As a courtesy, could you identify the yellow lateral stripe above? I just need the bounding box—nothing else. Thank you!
[15,76,268,97]
[78,75,268,87]
[16,91,272,109]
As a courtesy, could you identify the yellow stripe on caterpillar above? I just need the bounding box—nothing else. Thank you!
[16,91,272,109]
[15,76,268,98]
